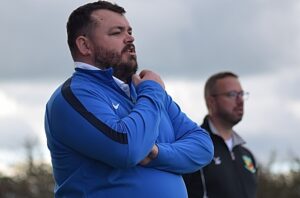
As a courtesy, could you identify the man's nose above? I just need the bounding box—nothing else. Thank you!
[236,95,244,104]
[124,33,134,43]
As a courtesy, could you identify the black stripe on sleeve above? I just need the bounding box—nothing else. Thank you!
[61,78,128,144]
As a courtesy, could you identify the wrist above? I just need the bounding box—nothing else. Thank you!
[149,144,158,160]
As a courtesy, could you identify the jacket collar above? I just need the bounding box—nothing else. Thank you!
[74,62,115,82]
[73,63,137,100]
[202,115,246,148]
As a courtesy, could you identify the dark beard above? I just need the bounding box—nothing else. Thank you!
[227,116,242,126]
[113,54,138,82]
[218,110,242,127]
[94,45,138,82]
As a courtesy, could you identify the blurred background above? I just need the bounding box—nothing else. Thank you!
[0,0,299,197]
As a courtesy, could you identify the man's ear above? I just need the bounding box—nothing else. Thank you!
[75,36,92,56]
[206,96,215,112]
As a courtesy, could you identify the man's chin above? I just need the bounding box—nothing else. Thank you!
[127,65,138,78]
[125,59,138,74]
[112,62,138,82]
[233,117,242,125]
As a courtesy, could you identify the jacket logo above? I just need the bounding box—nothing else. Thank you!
[213,156,221,165]
[242,155,256,173]
[112,103,120,110]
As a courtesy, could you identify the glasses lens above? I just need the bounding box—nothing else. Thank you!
[242,92,249,100]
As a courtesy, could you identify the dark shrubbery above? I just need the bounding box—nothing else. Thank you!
[257,158,300,198]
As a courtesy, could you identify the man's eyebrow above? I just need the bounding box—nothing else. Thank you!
[109,26,125,31]
[110,26,132,31]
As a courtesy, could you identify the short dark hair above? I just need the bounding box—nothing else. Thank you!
[204,71,238,99]
[66,1,126,58]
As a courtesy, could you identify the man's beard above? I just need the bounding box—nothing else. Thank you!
[218,109,243,127]
[94,45,138,82]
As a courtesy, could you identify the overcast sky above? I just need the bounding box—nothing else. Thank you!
[0,0,300,173]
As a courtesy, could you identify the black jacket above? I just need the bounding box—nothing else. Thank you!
[184,116,257,198]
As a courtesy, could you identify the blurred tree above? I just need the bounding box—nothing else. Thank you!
[257,157,300,198]
[0,138,54,198]
[1,140,300,198]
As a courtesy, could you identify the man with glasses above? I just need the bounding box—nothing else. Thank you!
[184,71,257,198]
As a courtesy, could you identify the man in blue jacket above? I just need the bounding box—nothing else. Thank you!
[44,1,213,197]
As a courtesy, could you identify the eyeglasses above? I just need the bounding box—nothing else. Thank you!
[212,91,249,100]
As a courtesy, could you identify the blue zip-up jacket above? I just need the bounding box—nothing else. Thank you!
[45,68,213,198]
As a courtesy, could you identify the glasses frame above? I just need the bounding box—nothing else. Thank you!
[211,91,249,100]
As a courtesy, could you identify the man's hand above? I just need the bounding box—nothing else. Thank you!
[132,70,165,89]
[139,144,159,166]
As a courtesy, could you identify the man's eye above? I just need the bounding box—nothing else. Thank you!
[111,32,121,35]
[227,92,237,97]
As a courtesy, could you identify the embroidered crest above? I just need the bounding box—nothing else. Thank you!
[242,155,256,173]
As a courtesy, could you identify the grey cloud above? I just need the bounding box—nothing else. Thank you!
[246,134,300,164]
[134,0,300,78]
[276,74,300,100]
[242,84,300,164]
[0,1,76,81]
[0,118,35,149]
[1,0,299,80]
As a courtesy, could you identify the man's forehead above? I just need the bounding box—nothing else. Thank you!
[217,77,241,90]
[91,9,128,25]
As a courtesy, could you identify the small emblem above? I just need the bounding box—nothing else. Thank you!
[112,103,120,110]
[213,156,221,165]
[242,155,256,173]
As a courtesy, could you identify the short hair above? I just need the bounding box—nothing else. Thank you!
[66,1,126,59]
[204,71,239,100]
